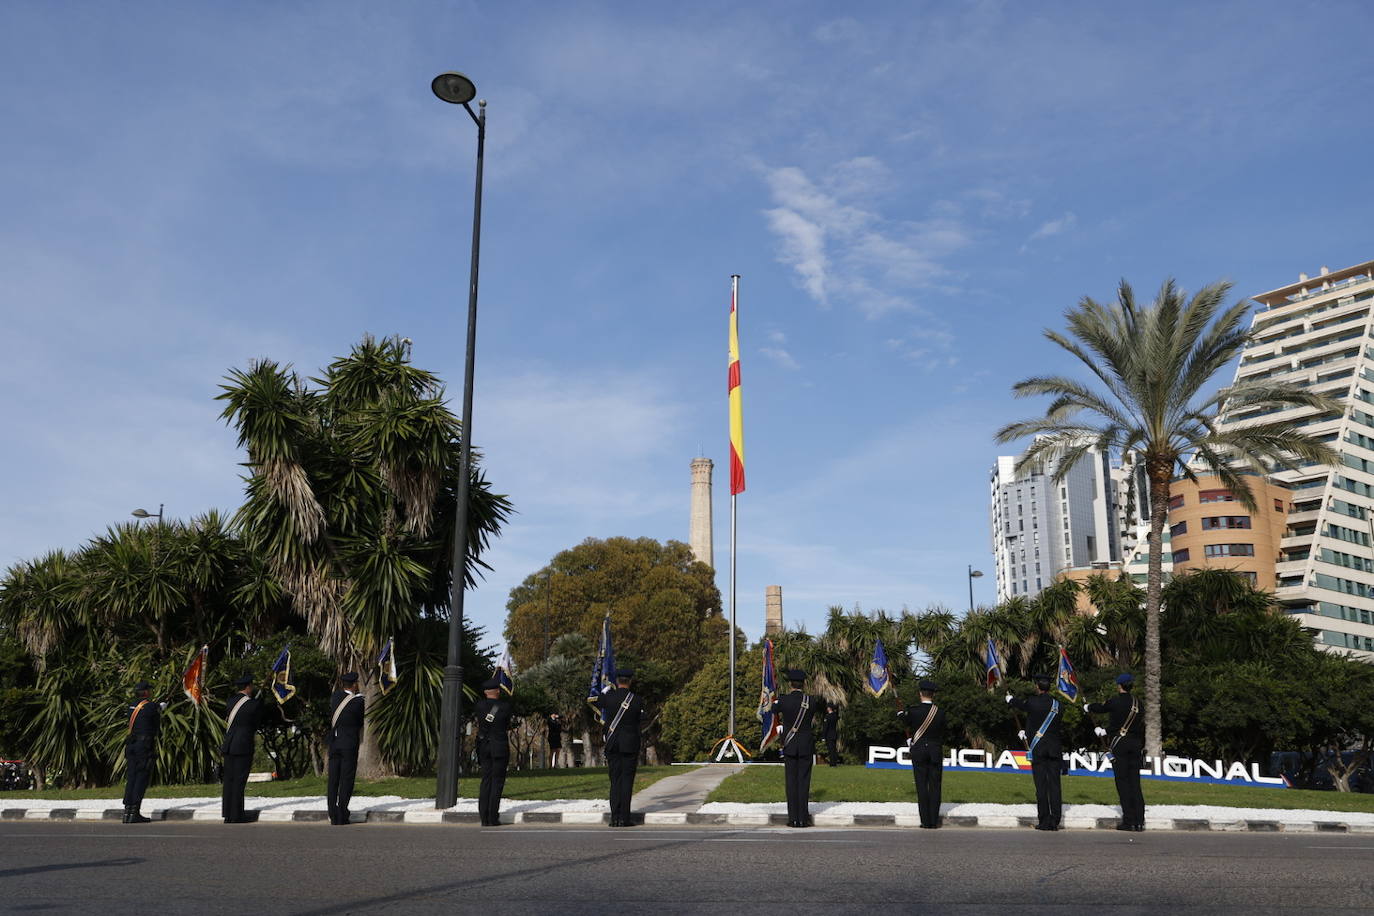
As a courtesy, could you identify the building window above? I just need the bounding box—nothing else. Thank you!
[1172,549,1191,562]
[1169,521,1188,537]
[1168,494,1184,510]
[1241,571,1258,585]
[1274,499,1285,512]
[1198,489,1235,503]
[1202,516,1251,530]
[1204,544,1256,558]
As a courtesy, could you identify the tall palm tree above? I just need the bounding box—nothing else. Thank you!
[997,278,1339,756]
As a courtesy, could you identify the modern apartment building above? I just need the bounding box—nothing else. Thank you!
[1167,473,1292,591]
[1220,259,1374,660]
[989,445,1119,602]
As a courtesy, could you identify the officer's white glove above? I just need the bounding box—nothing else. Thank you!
[1017,729,1027,742]
[1005,692,1014,704]
[1083,702,1091,714]
[159,702,168,711]
[1094,727,1107,738]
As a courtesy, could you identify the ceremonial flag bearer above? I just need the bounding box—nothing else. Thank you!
[597,669,645,827]
[1007,674,1063,830]
[474,676,515,826]
[123,680,161,824]
[773,669,822,828]
[897,679,947,829]
[327,672,364,826]
[1085,672,1147,831]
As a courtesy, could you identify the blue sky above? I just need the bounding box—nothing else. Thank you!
[3,0,1373,649]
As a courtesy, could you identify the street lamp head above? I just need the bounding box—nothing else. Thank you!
[432,71,477,105]
[969,569,985,578]
[131,509,152,518]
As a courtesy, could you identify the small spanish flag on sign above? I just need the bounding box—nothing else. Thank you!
[1008,749,1033,770]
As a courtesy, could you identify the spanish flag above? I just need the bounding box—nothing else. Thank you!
[728,275,745,495]
[182,644,208,705]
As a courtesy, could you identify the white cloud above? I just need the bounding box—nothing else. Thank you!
[1022,211,1078,250]
[759,347,801,370]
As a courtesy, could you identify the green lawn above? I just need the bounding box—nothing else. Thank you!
[706,765,1374,814]
[10,766,684,802]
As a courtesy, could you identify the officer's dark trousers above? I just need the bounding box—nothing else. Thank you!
[222,754,251,822]
[784,753,813,825]
[1112,742,1146,826]
[909,743,943,827]
[478,746,510,824]
[327,747,359,824]
[123,745,153,808]
[607,751,638,825]
[825,736,840,766]
[1030,752,1062,827]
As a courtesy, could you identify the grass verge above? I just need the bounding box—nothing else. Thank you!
[705,765,1374,814]
[7,766,684,802]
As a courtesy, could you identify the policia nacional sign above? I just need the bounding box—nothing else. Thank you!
[867,746,1287,787]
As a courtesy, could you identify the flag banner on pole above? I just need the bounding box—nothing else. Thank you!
[865,637,892,697]
[728,276,745,495]
[270,645,296,705]
[377,637,398,695]
[182,645,208,705]
[1055,646,1079,702]
[497,647,515,697]
[756,638,781,751]
[586,611,617,724]
[985,637,1003,688]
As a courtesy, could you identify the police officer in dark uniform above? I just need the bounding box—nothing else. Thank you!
[1086,672,1146,831]
[123,681,161,824]
[327,671,364,826]
[546,712,564,768]
[474,676,514,826]
[897,678,947,829]
[823,703,841,766]
[1008,674,1063,830]
[221,675,262,824]
[597,669,645,827]
[773,669,821,828]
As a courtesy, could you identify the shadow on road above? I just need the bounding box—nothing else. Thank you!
[0,857,143,879]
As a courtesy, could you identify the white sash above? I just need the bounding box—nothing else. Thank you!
[331,692,361,730]
[226,694,248,731]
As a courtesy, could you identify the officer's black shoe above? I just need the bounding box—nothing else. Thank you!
[128,810,151,824]
[1132,824,1145,832]
[1115,822,1134,831]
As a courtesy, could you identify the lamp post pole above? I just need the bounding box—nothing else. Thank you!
[433,71,486,811]
[968,565,984,614]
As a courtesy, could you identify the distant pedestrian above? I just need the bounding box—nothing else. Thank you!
[123,681,161,824]
[823,703,841,766]
[774,669,821,828]
[221,675,262,824]
[475,677,514,826]
[1086,672,1146,831]
[326,672,364,826]
[1007,674,1063,831]
[897,679,947,828]
[597,669,645,827]
[546,712,564,768]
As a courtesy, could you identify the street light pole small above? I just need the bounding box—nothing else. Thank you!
[432,70,486,811]
[967,565,984,614]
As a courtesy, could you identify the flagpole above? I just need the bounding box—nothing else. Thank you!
[729,490,737,737]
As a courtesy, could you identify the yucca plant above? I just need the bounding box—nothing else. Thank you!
[997,278,1340,755]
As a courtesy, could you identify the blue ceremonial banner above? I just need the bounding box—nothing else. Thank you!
[1055,646,1079,702]
[757,638,780,751]
[270,645,295,705]
[497,648,514,697]
[985,637,1003,688]
[586,611,616,723]
[865,637,891,697]
[377,637,398,695]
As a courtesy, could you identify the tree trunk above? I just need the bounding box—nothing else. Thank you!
[1144,460,1170,759]
[355,679,393,780]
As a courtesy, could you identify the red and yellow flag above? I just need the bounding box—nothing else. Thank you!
[182,644,208,705]
[728,275,745,495]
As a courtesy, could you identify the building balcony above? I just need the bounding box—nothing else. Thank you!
[1284,508,1322,526]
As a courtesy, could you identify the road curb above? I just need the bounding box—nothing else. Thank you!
[0,805,1367,833]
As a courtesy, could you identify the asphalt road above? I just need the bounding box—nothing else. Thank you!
[1,823,1371,914]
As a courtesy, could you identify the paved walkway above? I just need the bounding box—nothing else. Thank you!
[631,763,744,812]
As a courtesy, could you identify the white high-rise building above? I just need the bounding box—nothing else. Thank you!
[1220,259,1374,660]
[989,445,1119,603]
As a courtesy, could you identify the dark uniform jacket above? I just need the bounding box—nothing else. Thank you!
[822,710,839,741]
[328,690,365,752]
[222,691,263,756]
[1010,692,1063,758]
[597,687,645,755]
[126,698,161,750]
[1088,692,1145,748]
[774,690,821,757]
[897,701,946,748]
[474,697,515,756]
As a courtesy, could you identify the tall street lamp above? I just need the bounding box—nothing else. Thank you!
[967,565,984,614]
[433,70,487,811]
[132,504,165,553]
